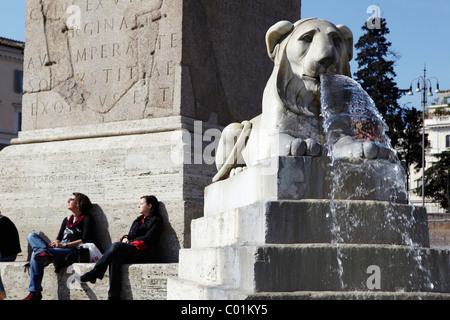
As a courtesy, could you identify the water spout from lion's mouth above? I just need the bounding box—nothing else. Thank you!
[302,74,321,95]
[302,74,320,81]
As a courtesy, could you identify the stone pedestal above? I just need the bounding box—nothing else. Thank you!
[167,156,450,299]
[0,0,301,264]
[0,116,206,261]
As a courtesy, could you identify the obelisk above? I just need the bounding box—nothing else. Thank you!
[0,0,301,262]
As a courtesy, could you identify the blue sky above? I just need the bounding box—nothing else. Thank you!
[0,1,25,42]
[0,0,448,110]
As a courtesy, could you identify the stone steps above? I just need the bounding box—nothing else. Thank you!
[173,243,450,296]
[168,278,450,300]
[167,156,450,300]
[0,262,178,300]
[249,290,450,300]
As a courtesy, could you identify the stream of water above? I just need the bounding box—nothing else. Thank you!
[319,74,431,290]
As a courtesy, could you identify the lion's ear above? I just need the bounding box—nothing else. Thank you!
[336,24,353,61]
[266,21,294,61]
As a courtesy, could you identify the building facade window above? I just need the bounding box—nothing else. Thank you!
[14,69,23,94]
[14,106,22,133]
[446,135,450,148]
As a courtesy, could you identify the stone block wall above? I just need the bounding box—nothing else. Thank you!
[0,262,178,300]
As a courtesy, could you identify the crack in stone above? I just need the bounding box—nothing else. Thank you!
[39,0,54,92]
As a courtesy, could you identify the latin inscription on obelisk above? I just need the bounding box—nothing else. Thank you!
[23,0,180,130]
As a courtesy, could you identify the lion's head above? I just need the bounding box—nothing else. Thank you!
[266,18,353,117]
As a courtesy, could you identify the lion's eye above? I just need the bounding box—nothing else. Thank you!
[300,34,313,43]
[333,35,342,46]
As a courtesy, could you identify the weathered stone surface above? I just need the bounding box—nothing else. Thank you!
[22,0,301,130]
[24,0,175,130]
[192,200,429,248]
[0,125,208,262]
[168,279,450,300]
[0,262,178,300]
[249,291,450,300]
[170,244,450,298]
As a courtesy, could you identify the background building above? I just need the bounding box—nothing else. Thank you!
[409,90,450,213]
[0,36,24,150]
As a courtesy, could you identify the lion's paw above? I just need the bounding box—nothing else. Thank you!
[290,138,323,157]
[333,136,395,160]
[229,166,247,178]
[364,141,394,160]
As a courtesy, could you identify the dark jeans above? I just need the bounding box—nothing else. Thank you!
[91,242,154,299]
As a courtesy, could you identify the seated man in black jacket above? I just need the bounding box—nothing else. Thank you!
[0,210,21,300]
[81,195,162,300]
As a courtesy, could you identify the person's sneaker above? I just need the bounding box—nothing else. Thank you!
[23,292,42,300]
[34,250,54,264]
[0,290,6,300]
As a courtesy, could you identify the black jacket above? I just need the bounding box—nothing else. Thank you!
[56,215,94,244]
[127,214,162,257]
[0,216,21,258]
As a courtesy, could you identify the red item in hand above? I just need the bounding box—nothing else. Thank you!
[130,240,147,250]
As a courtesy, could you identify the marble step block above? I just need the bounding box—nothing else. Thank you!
[204,156,408,217]
[192,200,429,248]
[172,243,450,297]
[167,277,450,300]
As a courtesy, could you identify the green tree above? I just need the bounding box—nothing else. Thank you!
[421,151,450,212]
[396,107,427,190]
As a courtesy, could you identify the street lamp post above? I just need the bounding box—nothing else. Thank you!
[408,65,440,208]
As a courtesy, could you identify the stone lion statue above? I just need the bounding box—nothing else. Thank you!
[213,18,393,182]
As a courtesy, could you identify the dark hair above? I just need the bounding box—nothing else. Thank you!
[141,195,160,216]
[73,192,93,214]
